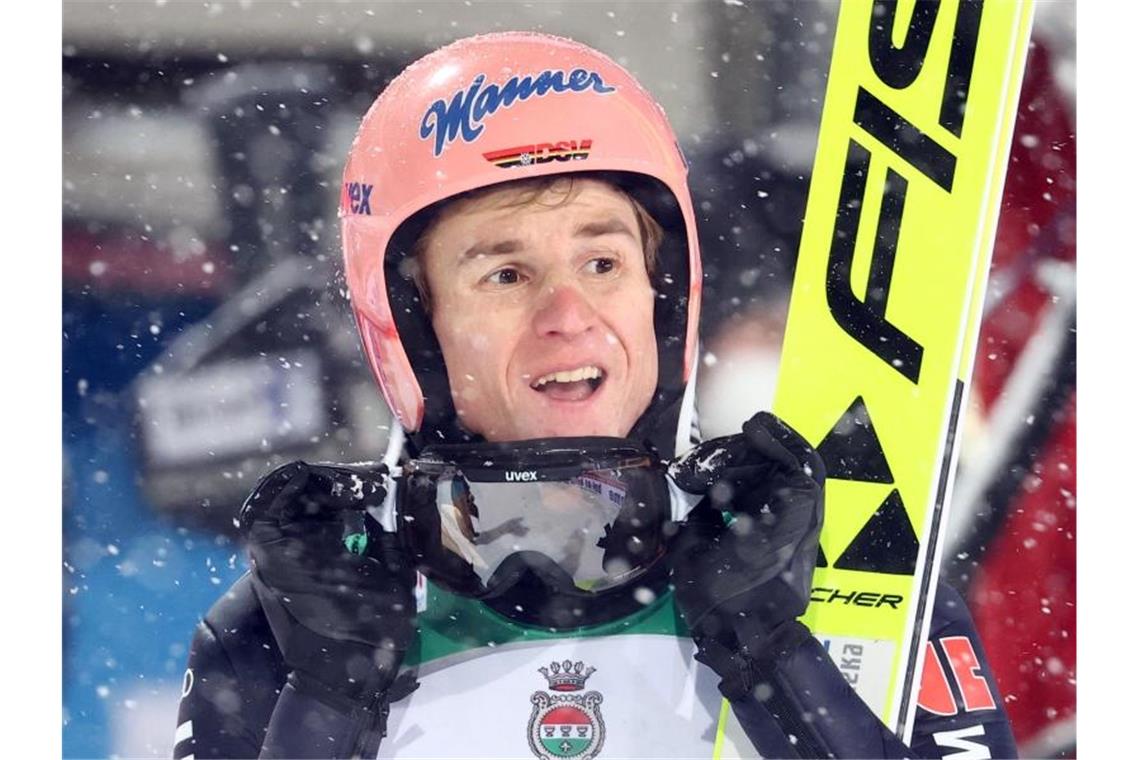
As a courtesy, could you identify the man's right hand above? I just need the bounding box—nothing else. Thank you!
[240,460,415,712]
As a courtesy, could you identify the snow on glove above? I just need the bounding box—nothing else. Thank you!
[240,460,416,711]
[667,411,825,698]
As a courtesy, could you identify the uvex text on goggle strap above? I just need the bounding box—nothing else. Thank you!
[393,437,672,622]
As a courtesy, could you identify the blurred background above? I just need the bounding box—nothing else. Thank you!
[61,1,1075,757]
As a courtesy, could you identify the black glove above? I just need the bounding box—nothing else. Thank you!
[240,460,416,714]
[671,416,919,759]
[667,411,825,700]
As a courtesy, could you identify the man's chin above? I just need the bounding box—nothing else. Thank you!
[502,411,632,442]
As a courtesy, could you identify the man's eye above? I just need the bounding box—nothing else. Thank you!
[587,257,617,275]
[487,268,522,285]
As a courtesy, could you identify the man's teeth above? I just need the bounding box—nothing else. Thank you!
[532,366,603,388]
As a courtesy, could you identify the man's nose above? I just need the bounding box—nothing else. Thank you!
[532,280,600,339]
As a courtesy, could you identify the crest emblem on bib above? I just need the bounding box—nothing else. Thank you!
[527,660,605,760]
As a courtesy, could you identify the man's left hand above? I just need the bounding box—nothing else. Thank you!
[667,411,825,697]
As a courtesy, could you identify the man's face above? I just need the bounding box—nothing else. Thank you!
[419,179,659,442]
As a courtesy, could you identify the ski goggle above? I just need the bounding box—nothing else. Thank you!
[397,437,671,604]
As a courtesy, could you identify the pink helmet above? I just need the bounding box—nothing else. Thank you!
[341,32,702,454]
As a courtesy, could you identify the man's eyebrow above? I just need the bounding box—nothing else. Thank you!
[459,239,524,263]
[457,217,637,263]
[573,217,637,240]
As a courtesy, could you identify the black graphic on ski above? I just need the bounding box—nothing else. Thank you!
[816,396,894,483]
[833,489,919,575]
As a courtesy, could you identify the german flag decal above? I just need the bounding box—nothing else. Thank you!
[483,139,593,168]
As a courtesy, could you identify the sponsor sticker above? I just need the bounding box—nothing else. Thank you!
[342,181,373,215]
[484,140,593,168]
[420,70,614,156]
[818,635,895,716]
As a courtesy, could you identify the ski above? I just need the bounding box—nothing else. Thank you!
[715,1,1034,753]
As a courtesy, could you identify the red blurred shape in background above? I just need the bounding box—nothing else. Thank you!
[968,40,1076,755]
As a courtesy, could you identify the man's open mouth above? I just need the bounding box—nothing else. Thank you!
[529,365,606,402]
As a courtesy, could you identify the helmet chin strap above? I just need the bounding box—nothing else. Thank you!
[383,420,407,469]
[674,347,701,456]
[368,422,407,533]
